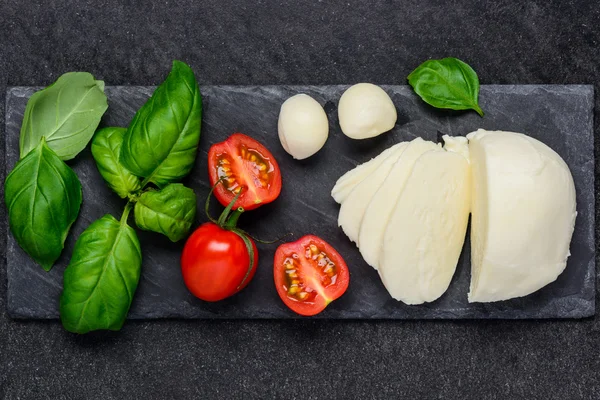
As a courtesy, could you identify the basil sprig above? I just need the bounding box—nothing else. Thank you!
[60,60,202,333]
[408,57,484,116]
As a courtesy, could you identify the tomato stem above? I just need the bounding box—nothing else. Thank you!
[230,228,255,290]
[217,187,244,227]
[247,231,294,244]
[224,207,244,229]
[205,178,226,224]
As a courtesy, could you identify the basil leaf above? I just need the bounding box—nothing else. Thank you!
[120,60,202,187]
[91,127,142,199]
[20,72,108,160]
[134,183,197,242]
[4,138,82,271]
[407,57,484,116]
[60,213,142,334]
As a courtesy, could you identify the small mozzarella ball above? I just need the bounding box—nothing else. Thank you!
[278,94,329,160]
[338,83,397,139]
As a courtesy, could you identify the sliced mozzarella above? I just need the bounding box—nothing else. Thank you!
[338,142,409,244]
[379,149,471,304]
[331,142,406,204]
[467,129,577,302]
[358,138,441,269]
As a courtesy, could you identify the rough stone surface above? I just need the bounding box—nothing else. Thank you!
[2,1,600,399]
[5,84,595,320]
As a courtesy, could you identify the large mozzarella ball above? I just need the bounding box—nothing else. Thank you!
[338,83,397,139]
[277,94,329,160]
[467,129,577,303]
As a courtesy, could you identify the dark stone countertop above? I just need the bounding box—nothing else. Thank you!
[1,1,599,399]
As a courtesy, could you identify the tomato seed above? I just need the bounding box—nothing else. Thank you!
[288,286,300,295]
[298,292,309,300]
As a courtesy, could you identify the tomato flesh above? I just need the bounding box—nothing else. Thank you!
[209,133,282,211]
[181,222,258,302]
[274,235,350,316]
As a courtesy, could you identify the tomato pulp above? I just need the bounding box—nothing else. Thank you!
[274,235,350,316]
[181,222,258,302]
[208,133,282,211]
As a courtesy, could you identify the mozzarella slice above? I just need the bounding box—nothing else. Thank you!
[467,129,577,302]
[331,142,407,204]
[338,142,409,244]
[379,149,471,304]
[359,138,441,269]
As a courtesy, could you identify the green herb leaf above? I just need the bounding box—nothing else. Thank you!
[407,57,484,116]
[4,138,82,270]
[91,127,142,199]
[120,60,202,187]
[19,72,108,160]
[60,213,142,334]
[134,183,197,242]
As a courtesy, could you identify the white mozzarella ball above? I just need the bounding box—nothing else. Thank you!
[338,83,397,139]
[277,94,329,160]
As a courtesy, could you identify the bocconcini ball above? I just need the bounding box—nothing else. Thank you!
[338,83,397,139]
[278,94,329,160]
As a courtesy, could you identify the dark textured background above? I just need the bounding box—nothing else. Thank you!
[1,1,599,399]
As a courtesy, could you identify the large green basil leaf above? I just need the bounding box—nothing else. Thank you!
[20,72,108,160]
[134,183,197,242]
[120,60,202,187]
[91,127,142,199]
[5,138,82,271]
[407,57,483,116]
[60,213,142,334]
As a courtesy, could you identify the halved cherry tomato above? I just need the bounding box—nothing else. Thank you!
[181,222,258,302]
[274,235,350,316]
[208,133,282,211]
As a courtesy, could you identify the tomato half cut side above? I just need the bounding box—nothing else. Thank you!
[208,133,282,211]
[274,235,350,316]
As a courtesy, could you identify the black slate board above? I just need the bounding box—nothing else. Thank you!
[4,84,595,319]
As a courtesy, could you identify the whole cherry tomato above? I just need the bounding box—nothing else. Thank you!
[181,181,258,302]
[181,222,258,302]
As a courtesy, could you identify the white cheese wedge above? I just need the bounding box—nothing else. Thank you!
[331,142,407,204]
[359,138,441,269]
[467,129,577,302]
[379,149,471,304]
[338,142,409,244]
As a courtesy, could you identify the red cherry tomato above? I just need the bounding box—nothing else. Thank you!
[208,133,282,211]
[274,235,350,316]
[181,222,258,302]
